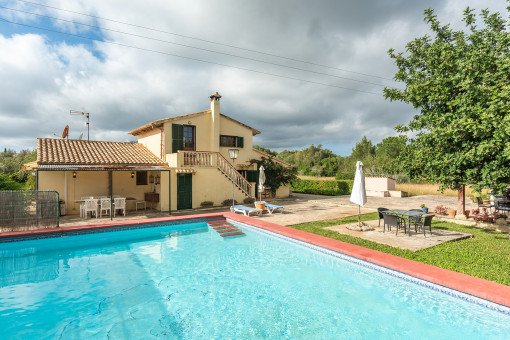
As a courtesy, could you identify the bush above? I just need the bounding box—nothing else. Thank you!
[221,199,238,206]
[243,197,255,204]
[434,205,448,215]
[290,179,350,196]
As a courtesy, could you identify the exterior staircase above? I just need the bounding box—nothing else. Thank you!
[177,151,252,197]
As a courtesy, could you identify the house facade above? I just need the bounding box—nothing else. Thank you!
[30,92,290,215]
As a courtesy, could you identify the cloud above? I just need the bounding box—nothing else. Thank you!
[0,0,507,155]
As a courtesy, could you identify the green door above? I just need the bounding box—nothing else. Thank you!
[177,173,192,210]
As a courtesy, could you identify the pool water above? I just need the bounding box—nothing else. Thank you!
[0,220,509,339]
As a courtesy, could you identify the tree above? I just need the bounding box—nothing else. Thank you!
[249,156,297,194]
[0,173,23,190]
[375,136,408,175]
[384,6,510,213]
[350,136,375,161]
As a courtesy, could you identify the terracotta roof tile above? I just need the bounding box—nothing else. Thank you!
[37,138,167,166]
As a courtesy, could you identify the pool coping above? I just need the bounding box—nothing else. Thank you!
[1,212,509,309]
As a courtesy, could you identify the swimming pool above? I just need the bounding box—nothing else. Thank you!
[1,218,509,339]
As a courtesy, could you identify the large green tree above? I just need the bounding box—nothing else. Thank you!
[384,6,510,211]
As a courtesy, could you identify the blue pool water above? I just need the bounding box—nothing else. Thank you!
[1,220,509,339]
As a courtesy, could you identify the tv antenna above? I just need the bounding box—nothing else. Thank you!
[70,110,90,140]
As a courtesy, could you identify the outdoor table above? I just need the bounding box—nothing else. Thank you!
[385,209,424,236]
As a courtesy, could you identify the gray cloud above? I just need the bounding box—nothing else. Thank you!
[0,0,508,155]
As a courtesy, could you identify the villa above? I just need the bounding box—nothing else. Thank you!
[27,92,290,215]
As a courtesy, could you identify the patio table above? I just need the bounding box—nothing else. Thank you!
[385,209,424,236]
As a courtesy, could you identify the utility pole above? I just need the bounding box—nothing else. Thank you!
[70,110,90,140]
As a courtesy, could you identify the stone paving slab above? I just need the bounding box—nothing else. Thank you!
[251,200,373,226]
[325,219,472,251]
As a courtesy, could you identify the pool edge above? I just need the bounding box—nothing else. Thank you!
[1,211,509,309]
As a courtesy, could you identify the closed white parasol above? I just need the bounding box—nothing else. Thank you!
[350,161,367,226]
[258,165,266,201]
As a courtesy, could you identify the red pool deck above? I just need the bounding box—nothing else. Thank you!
[1,212,509,309]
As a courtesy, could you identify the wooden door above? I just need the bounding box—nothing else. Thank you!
[177,173,192,210]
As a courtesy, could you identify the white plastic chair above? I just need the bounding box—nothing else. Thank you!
[114,197,126,216]
[99,198,111,218]
[83,199,98,219]
[80,196,94,217]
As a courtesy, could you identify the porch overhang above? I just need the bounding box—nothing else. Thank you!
[36,164,170,171]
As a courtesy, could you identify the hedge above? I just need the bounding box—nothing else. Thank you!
[290,179,351,196]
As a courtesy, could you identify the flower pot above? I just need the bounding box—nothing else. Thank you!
[201,204,213,208]
[448,209,456,218]
[421,208,428,213]
[255,202,266,211]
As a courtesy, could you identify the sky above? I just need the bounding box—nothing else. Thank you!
[0,0,508,156]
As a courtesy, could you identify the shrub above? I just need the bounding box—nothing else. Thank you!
[290,179,350,196]
[249,156,297,194]
[221,199,238,206]
[200,201,213,206]
[433,205,448,215]
[243,197,255,204]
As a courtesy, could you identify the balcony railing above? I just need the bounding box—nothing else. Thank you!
[177,151,252,196]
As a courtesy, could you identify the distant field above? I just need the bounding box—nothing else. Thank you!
[395,183,481,197]
[298,176,480,197]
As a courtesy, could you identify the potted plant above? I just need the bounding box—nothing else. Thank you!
[200,200,213,208]
[434,205,448,215]
[448,208,456,218]
[420,204,428,213]
[464,210,470,218]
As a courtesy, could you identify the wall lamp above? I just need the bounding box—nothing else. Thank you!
[155,175,160,185]
[131,172,135,178]
[73,171,77,178]
[149,174,154,184]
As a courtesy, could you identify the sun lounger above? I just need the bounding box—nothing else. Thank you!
[255,201,284,214]
[231,205,263,216]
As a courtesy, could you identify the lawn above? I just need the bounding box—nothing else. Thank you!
[290,212,510,286]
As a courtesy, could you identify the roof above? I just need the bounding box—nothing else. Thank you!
[36,138,167,168]
[128,110,261,136]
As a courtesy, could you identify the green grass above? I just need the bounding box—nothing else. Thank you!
[290,212,510,286]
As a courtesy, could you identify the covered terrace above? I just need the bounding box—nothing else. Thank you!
[27,138,171,219]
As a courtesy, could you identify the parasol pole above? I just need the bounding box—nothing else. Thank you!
[358,205,361,226]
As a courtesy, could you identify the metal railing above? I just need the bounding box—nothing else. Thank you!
[178,151,252,196]
[0,190,59,232]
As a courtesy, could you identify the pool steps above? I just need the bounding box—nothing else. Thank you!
[207,219,245,238]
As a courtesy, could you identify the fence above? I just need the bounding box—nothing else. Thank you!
[0,190,59,232]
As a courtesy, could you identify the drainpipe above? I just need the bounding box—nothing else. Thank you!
[160,127,164,160]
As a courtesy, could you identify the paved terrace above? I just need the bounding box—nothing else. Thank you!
[50,193,485,251]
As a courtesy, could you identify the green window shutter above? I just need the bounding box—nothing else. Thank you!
[237,136,244,148]
[172,124,184,153]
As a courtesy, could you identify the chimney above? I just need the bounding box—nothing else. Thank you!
[209,92,221,152]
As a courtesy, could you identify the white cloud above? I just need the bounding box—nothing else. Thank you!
[0,0,507,154]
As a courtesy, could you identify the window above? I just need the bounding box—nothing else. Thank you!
[136,171,148,185]
[220,135,236,147]
[220,135,244,148]
[183,125,195,150]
